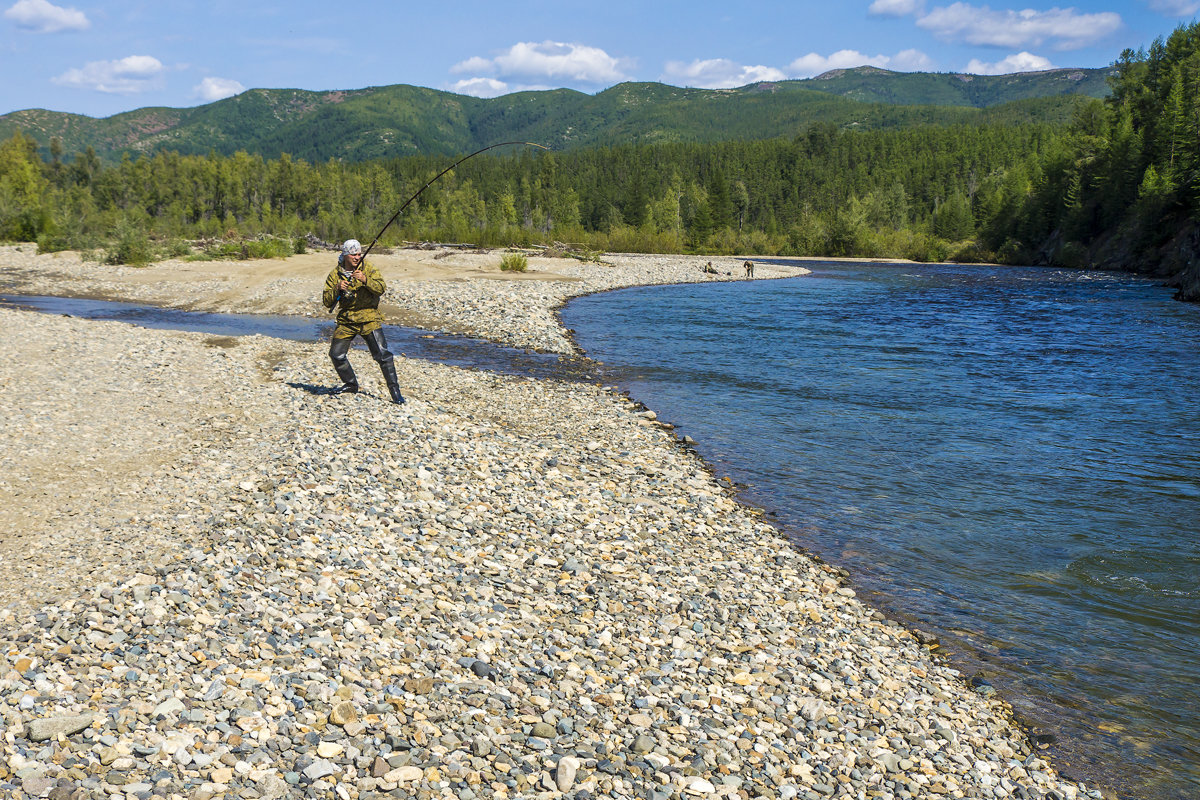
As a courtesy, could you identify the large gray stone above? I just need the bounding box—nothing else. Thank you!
[302,759,339,781]
[555,756,579,792]
[25,714,95,742]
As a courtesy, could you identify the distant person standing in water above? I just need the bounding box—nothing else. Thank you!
[322,239,405,404]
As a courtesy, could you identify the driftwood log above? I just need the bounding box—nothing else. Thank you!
[304,233,338,251]
[403,240,478,250]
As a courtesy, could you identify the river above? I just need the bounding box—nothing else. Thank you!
[560,261,1200,800]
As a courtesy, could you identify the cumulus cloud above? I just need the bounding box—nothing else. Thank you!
[869,0,925,16]
[52,55,165,94]
[451,77,510,98]
[450,41,632,86]
[450,56,495,75]
[660,58,786,89]
[4,0,88,33]
[1148,0,1200,15]
[917,3,1122,50]
[966,51,1057,74]
[659,48,936,85]
[195,77,245,102]
[788,49,894,77]
[891,48,936,70]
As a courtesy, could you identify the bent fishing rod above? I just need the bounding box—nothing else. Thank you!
[360,140,551,261]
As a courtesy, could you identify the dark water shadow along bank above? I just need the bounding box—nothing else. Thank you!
[0,294,601,383]
[560,261,1200,800]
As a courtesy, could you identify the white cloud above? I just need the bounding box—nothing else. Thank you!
[966,51,1057,74]
[1148,0,1200,15]
[4,0,88,33]
[892,48,936,70]
[660,58,787,89]
[788,49,893,77]
[450,56,496,75]
[449,78,558,98]
[869,0,925,16]
[785,48,936,77]
[195,77,245,102]
[52,55,165,94]
[496,41,629,81]
[660,49,936,86]
[451,77,510,98]
[917,3,1122,50]
[451,41,632,85]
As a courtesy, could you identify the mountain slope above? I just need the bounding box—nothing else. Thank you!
[799,65,1114,106]
[0,68,1112,163]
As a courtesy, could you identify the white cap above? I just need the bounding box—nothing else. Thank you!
[342,239,362,255]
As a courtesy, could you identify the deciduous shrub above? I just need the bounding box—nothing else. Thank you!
[105,219,153,266]
[500,252,528,272]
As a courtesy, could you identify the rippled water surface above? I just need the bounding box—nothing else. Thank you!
[561,262,1200,800]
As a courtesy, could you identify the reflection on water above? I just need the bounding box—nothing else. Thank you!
[0,294,599,382]
[561,262,1200,800]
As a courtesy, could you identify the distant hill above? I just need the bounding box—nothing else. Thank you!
[799,65,1114,106]
[0,67,1114,163]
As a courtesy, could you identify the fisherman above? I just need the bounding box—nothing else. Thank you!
[322,238,405,404]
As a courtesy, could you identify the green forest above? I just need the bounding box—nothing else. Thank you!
[1,24,1198,298]
[0,122,1068,264]
[979,24,1200,294]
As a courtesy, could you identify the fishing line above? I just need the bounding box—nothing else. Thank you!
[361,141,551,260]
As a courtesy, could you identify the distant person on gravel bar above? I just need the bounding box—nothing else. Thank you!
[322,238,405,404]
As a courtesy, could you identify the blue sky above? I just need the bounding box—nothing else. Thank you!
[2,0,1197,118]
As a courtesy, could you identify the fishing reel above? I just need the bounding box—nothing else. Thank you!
[333,259,358,309]
[338,267,357,296]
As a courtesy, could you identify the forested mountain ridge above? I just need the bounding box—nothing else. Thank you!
[801,65,1113,106]
[0,67,1112,164]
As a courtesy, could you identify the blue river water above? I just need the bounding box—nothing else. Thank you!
[561,262,1200,800]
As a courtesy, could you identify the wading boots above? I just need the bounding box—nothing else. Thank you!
[381,358,405,404]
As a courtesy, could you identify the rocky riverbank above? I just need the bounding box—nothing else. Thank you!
[1,243,1104,800]
[0,303,1103,800]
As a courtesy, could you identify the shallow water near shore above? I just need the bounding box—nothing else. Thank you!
[561,261,1200,800]
[0,294,598,381]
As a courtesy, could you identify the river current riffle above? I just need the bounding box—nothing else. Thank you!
[560,262,1200,800]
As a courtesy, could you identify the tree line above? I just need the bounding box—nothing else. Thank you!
[0,121,1067,264]
[977,21,1200,284]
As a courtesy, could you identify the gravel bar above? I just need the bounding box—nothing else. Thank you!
[0,246,1103,800]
